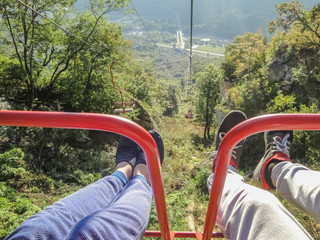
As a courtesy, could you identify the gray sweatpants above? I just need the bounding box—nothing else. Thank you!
[207,162,316,240]
[272,162,320,223]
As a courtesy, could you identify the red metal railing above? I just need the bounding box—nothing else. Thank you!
[202,113,320,239]
[0,111,170,238]
[1,111,320,239]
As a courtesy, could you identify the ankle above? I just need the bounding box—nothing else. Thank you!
[115,162,133,180]
[133,163,150,183]
[265,161,279,189]
[263,154,291,189]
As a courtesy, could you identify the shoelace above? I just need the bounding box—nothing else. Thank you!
[208,132,242,161]
[272,133,291,156]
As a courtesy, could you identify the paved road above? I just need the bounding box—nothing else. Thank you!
[158,44,225,57]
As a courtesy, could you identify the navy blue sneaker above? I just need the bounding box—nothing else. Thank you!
[136,130,164,165]
[116,136,140,168]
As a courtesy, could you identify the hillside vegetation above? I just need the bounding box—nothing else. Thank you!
[1,0,320,239]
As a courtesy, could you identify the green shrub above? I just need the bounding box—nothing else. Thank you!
[14,199,32,214]
[193,163,212,196]
[31,174,55,192]
[31,187,40,193]
[0,148,25,169]
[0,149,56,192]
[0,181,42,239]
[72,170,101,186]
[267,92,297,113]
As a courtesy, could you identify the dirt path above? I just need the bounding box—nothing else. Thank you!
[186,199,196,232]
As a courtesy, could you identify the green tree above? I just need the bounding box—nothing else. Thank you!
[0,0,129,111]
[225,75,276,117]
[195,65,222,139]
[222,32,267,84]
[268,1,320,41]
[163,86,179,117]
[220,32,272,116]
[0,0,137,177]
[268,1,320,106]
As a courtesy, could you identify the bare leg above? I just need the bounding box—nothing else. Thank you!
[133,163,150,183]
[115,162,133,180]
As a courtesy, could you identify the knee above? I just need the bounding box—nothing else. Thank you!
[240,186,282,213]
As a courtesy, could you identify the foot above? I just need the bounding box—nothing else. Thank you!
[253,130,293,190]
[116,136,140,168]
[136,130,165,165]
[209,110,247,171]
[133,130,164,183]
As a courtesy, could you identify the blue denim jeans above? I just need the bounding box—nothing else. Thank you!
[6,172,152,240]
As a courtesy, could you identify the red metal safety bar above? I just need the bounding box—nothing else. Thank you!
[202,113,320,240]
[0,111,171,238]
[1,111,320,239]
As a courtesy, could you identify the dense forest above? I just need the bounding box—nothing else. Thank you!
[1,0,320,239]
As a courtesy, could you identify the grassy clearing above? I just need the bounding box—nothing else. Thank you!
[195,46,225,54]
[147,104,220,237]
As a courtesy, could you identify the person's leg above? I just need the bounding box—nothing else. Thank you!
[5,135,140,240]
[208,169,312,240]
[253,130,320,222]
[64,130,164,240]
[271,161,320,222]
[254,130,320,222]
[5,168,129,240]
[64,164,153,240]
[210,113,311,240]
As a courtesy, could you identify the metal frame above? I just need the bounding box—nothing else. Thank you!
[1,111,320,239]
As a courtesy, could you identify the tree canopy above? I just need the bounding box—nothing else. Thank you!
[0,0,130,112]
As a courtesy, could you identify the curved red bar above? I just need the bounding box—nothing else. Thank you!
[3,111,320,240]
[0,110,171,240]
[202,113,320,240]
